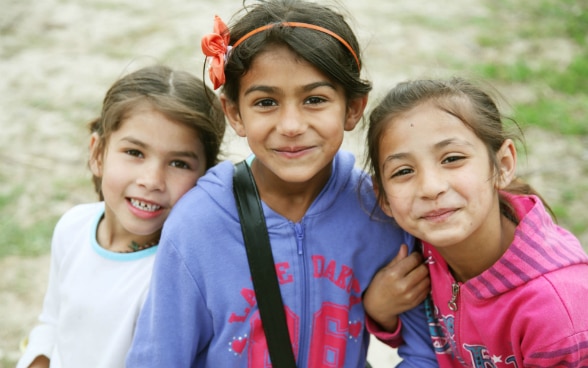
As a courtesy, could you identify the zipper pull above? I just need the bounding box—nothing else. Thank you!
[448,283,459,311]
[295,222,304,255]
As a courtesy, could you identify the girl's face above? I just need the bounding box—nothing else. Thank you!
[376,102,514,250]
[222,45,366,188]
[90,103,206,248]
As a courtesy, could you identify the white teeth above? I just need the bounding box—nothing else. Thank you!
[130,199,161,212]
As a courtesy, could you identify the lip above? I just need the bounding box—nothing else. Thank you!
[127,197,165,219]
[273,145,314,158]
[419,208,457,222]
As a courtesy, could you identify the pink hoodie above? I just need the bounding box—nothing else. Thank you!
[423,194,588,367]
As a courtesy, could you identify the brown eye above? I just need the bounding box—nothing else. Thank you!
[391,168,413,178]
[255,98,277,107]
[170,160,190,169]
[126,149,143,158]
[305,96,326,105]
[442,155,465,164]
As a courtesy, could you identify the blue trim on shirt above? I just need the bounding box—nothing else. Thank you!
[90,203,158,261]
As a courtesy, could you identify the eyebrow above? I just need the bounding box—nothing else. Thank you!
[381,138,475,167]
[434,138,475,150]
[382,152,408,168]
[243,81,336,96]
[121,137,200,159]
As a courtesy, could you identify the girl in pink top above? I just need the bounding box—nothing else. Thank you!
[363,77,588,367]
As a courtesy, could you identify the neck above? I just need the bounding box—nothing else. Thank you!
[251,159,332,222]
[438,214,516,283]
[96,214,160,253]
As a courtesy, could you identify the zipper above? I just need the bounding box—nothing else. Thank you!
[294,222,309,366]
[295,222,304,255]
[448,282,460,311]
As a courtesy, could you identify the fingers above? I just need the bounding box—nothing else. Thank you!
[398,273,430,307]
[381,245,427,282]
[363,243,432,326]
[390,243,409,265]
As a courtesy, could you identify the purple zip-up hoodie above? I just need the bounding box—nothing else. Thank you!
[126,151,437,368]
[424,193,588,367]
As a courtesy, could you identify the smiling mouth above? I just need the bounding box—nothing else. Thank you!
[275,146,311,153]
[273,146,314,158]
[421,208,456,221]
[129,198,161,212]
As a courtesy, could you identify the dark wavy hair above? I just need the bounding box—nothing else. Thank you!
[220,0,372,104]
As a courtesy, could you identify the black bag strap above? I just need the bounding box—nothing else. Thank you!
[233,160,297,368]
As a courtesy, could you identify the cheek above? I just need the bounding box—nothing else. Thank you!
[100,166,125,191]
[169,177,199,205]
[383,189,412,218]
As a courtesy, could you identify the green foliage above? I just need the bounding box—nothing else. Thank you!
[551,187,587,237]
[0,188,57,258]
[489,0,588,45]
[515,95,588,135]
[477,0,588,136]
[548,52,588,94]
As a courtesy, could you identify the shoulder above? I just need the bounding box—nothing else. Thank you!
[515,271,588,366]
[170,161,235,215]
[54,202,103,231]
[162,160,239,236]
[505,265,588,334]
[50,202,103,259]
[540,264,588,326]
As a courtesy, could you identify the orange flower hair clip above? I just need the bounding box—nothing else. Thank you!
[201,15,361,90]
[201,15,231,90]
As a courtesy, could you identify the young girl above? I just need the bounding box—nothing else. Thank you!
[126,1,436,367]
[17,65,226,368]
[364,77,588,367]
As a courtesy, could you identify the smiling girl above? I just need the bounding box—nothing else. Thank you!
[17,65,225,368]
[125,1,437,367]
[364,77,588,367]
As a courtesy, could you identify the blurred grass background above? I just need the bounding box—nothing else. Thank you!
[0,0,586,366]
[1,0,587,258]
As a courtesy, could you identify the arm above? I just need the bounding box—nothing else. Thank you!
[395,299,437,367]
[26,356,49,368]
[126,240,211,367]
[16,238,62,368]
[364,244,438,367]
[364,244,429,333]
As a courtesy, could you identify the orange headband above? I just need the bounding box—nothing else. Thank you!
[201,16,360,90]
[233,22,360,69]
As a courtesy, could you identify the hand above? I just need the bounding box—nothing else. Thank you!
[363,244,430,332]
[28,355,50,368]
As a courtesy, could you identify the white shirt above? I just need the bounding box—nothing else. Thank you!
[17,202,157,368]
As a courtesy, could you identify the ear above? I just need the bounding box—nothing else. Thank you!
[221,94,246,137]
[344,95,368,131]
[495,138,517,189]
[372,175,394,218]
[88,132,103,177]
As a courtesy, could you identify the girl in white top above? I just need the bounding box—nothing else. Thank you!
[17,64,225,368]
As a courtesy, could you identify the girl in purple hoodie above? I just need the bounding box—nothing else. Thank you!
[364,77,588,367]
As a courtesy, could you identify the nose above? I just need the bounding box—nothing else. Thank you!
[417,167,448,200]
[136,162,166,192]
[276,103,306,137]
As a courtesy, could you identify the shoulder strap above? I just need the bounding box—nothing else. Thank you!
[233,160,297,368]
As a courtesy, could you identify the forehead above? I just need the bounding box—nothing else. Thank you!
[380,102,484,153]
[240,45,333,91]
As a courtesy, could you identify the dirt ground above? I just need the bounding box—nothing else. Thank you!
[1,0,587,367]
